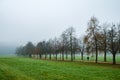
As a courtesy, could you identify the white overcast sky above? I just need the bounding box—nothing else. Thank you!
[0,0,120,46]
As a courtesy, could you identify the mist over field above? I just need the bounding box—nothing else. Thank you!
[0,0,120,56]
[1,0,120,45]
[0,44,16,56]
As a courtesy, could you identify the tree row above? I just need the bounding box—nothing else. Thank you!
[15,16,120,64]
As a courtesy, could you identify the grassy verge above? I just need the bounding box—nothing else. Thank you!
[0,57,120,80]
[38,54,120,63]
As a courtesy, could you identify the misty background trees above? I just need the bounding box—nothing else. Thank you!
[15,16,120,64]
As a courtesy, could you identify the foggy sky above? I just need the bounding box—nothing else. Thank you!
[0,0,120,46]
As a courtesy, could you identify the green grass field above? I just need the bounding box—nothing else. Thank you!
[0,57,120,80]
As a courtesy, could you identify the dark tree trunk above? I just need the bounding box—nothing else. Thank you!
[70,34,73,61]
[71,46,73,61]
[71,52,73,61]
[45,53,47,60]
[56,53,57,60]
[95,41,98,63]
[112,53,116,64]
[73,51,75,60]
[29,54,32,58]
[104,51,107,62]
[81,52,83,60]
[104,37,107,62]
[66,51,68,60]
[49,53,51,60]
[53,53,55,59]
[62,51,64,61]
[39,53,41,59]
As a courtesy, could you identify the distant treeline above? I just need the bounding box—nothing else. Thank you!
[15,16,120,64]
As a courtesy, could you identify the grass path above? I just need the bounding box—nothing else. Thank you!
[0,57,120,80]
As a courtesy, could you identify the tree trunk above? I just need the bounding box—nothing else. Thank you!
[62,51,64,61]
[71,52,73,61]
[39,53,41,59]
[53,53,55,59]
[49,53,51,60]
[73,51,75,60]
[81,52,83,60]
[104,38,107,62]
[104,51,107,62]
[112,53,116,64]
[95,41,98,63]
[70,34,73,61]
[56,53,57,60]
[29,54,32,58]
[66,51,68,60]
[45,53,47,60]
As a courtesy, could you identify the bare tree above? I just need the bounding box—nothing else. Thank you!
[61,31,69,60]
[61,33,66,61]
[107,24,119,64]
[100,23,109,62]
[53,37,58,60]
[36,42,42,59]
[72,37,79,60]
[86,16,100,63]
[47,39,54,60]
[25,42,35,58]
[79,38,85,60]
[65,27,76,61]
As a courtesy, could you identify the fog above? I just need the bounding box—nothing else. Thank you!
[0,0,120,55]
